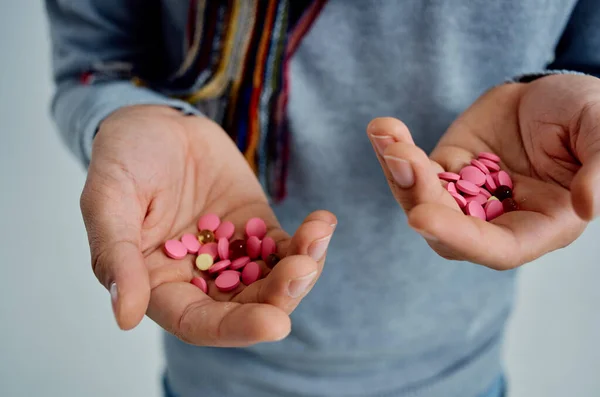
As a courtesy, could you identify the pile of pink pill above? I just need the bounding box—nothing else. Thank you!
[162,215,279,294]
[438,152,519,221]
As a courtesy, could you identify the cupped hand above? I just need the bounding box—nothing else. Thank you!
[81,105,336,346]
[368,74,600,269]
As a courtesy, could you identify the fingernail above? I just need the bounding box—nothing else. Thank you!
[370,134,395,156]
[287,271,317,298]
[384,155,415,188]
[308,235,332,262]
[110,282,118,311]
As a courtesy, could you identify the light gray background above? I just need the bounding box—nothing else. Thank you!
[1,2,598,397]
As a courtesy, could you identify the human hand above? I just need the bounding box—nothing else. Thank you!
[81,105,336,346]
[368,74,600,269]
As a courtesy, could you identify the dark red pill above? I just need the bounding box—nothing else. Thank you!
[494,185,512,201]
[502,198,519,212]
[229,239,247,260]
[265,253,281,269]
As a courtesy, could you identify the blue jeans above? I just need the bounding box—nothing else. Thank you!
[163,375,507,397]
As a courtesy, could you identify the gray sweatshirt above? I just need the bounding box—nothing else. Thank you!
[46,0,600,396]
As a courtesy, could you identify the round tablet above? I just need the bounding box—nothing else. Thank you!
[215,271,240,292]
[479,188,492,199]
[446,182,457,193]
[197,214,221,232]
[164,240,187,260]
[459,166,486,186]
[230,256,251,270]
[195,253,214,271]
[465,201,486,220]
[450,191,467,208]
[484,174,497,192]
[456,180,480,196]
[497,170,513,189]
[465,194,488,206]
[241,261,261,286]
[478,152,501,163]
[246,236,262,259]
[471,159,490,174]
[191,277,208,294]
[217,238,230,260]
[181,233,201,254]
[491,172,500,186]
[261,236,276,260]
[198,242,218,260]
[484,200,504,221]
[437,172,460,182]
[479,159,500,172]
[214,221,235,240]
[245,217,267,239]
[208,259,231,275]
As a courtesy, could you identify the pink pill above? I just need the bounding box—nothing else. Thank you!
[438,172,460,182]
[197,213,221,232]
[479,188,492,199]
[479,158,500,172]
[242,261,261,286]
[466,194,488,206]
[446,182,457,193]
[465,201,486,221]
[164,240,187,260]
[191,277,208,294]
[491,172,500,186]
[230,256,251,270]
[246,236,262,259]
[484,200,504,221]
[456,180,480,196]
[215,270,240,292]
[497,170,513,189]
[459,166,486,186]
[261,236,276,260]
[198,242,218,260]
[485,174,497,192]
[180,233,201,254]
[208,259,231,275]
[245,217,267,239]
[214,221,235,240]
[478,152,501,163]
[450,191,467,208]
[471,159,490,174]
[217,237,230,260]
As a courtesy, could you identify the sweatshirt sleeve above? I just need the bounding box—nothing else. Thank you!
[510,0,600,83]
[45,0,202,167]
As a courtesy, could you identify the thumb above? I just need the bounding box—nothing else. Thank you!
[80,175,150,330]
[367,117,458,214]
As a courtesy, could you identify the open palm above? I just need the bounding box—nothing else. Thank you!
[369,74,600,269]
[82,105,335,346]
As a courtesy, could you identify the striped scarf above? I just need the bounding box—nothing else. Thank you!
[170,0,326,202]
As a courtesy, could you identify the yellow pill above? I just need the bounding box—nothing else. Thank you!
[195,253,214,271]
[488,196,499,201]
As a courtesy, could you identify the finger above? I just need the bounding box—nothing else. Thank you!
[407,176,585,269]
[80,175,150,330]
[367,117,458,214]
[572,147,600,221]
[233,212,336,313]
[147,282,290,346]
